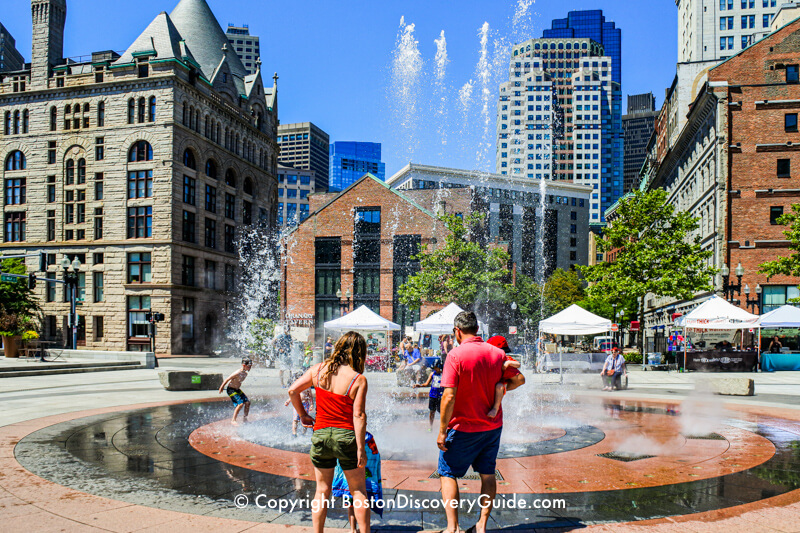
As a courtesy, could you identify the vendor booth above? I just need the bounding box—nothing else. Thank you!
[538,305,613,374]
[674,296,759,372]
[324,305,400,370]
[755,305,800,371]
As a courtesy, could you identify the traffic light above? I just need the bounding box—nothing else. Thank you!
[153,313,165,322]
[39,251,47,272]
[145,312,152,322]
[28,273,36,289]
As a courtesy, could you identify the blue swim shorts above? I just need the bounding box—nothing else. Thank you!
[227,387,249,406]
[437,426,502,478]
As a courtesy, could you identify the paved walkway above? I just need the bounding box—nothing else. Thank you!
[3,358,800,531]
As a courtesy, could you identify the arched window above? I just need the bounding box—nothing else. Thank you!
[3,111,10,135]
[129,141,153,162]
[137,97,145,123]
[83,103,89,113]
[204,116,209,138]
[5,151,26,171]
[65,159,74,184]
[182,103,187,125]
[243,177,253,196]
[13,110,20,134]
[22,110,28,133]
[97,101,105,127]
[77,158,86,184]
[127,99,135,124]
[50,106,57,131]
[205,159,217,179]
[183,149,196,169]
[148,96,156,122]
[225,169,236,187]
[65,104,71,114]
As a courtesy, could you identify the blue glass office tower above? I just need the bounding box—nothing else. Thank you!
[329,142,386,192]
[543,10,623,225]
[543,10,621,84]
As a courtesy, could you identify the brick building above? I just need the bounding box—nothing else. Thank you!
[282,174,475,340]
[0,0,279,354]
[641,17,800,335]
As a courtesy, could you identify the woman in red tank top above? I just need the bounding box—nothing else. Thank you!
[288,331,370,533]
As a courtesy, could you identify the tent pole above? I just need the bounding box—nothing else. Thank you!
[757,327,762,372]
[683,327,687,372]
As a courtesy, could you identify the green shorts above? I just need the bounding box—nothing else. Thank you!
[310,427,358,470]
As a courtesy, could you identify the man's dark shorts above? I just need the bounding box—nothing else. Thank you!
[310,427,359,470]
[428,396,441,413]
[226,387,249,406]
[438,426,502,478]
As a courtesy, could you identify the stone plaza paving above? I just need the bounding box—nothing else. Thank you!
[3,357,800,532]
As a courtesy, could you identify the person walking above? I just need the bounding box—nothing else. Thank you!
[288,331,370,533]
[437,312,526,533]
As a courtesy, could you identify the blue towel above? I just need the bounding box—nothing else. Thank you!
[331,432,384,517]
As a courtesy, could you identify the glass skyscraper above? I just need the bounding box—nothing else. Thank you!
[543,10,621,84]
[329,142,386,192]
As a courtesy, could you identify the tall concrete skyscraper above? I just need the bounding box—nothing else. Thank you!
[225,24,260,75]
[0,23,25,73]
[497,9,623,226]
[277,122,330,192]
[329,142,386,192]
[677,0,779,62]
[622,93,657,194]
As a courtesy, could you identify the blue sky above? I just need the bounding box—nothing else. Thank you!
[2,0,677,177]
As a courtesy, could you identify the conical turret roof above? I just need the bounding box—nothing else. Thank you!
[169,0,248,94]
[116,11,194,66]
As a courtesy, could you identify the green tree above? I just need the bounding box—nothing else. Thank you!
[580,189,715,352]
[759,204,800,299]
[0,258,40,335]
[398,213,510,310]
[542,268,585,317]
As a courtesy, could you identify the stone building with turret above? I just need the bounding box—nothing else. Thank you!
[0,0,279,354]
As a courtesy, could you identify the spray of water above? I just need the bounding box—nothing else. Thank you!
[433,30,450,151]
[390,17,423,160]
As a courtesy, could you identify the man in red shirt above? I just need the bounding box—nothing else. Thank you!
[437,311,525,533]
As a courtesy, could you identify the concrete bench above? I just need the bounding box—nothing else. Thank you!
[697,377,754,396]
[158,371,223,391]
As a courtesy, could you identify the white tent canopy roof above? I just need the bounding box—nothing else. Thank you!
[755,304,800,329]
[415,303,465,333]
[323,305,401,331]
[675,295,758,330]
[539,304,612,335]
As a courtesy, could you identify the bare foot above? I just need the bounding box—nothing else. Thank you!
[231,420,239,426]
[242,417,249,424]
[487,407,498,418]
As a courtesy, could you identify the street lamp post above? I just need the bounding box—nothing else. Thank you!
[336,289,352,315]
[721,262,744,302]
[744,283,762,314]
[61,256,81,350]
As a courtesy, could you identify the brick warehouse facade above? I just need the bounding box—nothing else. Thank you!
[641,18,800,333]
[0,0,279,354]
[282,174,475,341]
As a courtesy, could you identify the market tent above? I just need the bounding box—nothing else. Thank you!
[539,304,612,335]
[755,305,800,328]
[324,305,401,331]
[415,303,465,333]
[674,296,758,330]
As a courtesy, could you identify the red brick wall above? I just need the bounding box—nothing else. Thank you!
[710,19,800,301]
[282,176,456,338]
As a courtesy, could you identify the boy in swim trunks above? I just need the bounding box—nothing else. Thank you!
[219,357,252,425]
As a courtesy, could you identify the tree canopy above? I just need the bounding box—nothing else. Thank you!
[398,213,510,310]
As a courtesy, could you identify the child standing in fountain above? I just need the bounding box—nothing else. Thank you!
[485,336,521,419]
[219,357,252,425]
[285,387,315,437]
[414,361,444,430]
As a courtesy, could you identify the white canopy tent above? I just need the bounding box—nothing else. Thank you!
[755,305,800,329]
[674,296,758,330]
[673,296,759,369]
[414,303,488,335]
[324,305,401,332]
[539,304,612,335]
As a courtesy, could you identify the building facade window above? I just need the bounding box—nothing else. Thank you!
[786,113,798,132]
[205,260,217,289]
[392,235,421,331]
[353,208,381,313]
[127,252,152,283]
[4,178,25,205]
[4,212,25,242]
[224,224,236,253]
[183,210,196,242]
[225,264,236,292]
[183,149,196,169]
[93,272,104,302]
[127,295,151,345]
[127,170,153,198]
[182,255,195,286]
[5,150,25,171]
[771,206,784,225]
[205,185,217,212]
[205,218,216,248]
[127,207,152,238]
[183,176,196,205]
[95,137,104,160]
[129,141,153,162]
[778,158,791,178]
[315,237,341,333]
[225,193,236,220]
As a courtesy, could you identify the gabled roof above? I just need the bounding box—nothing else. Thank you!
[311,173,436,219]
[115,12,194,66]
[169,0,248,95]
